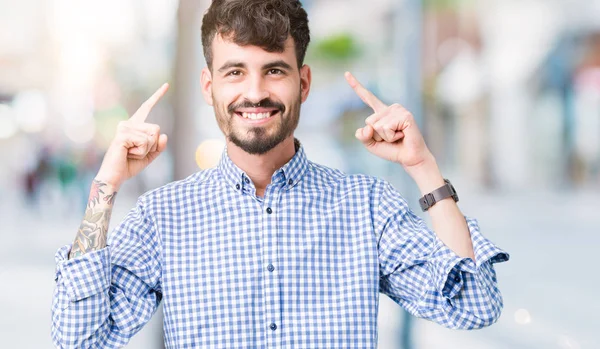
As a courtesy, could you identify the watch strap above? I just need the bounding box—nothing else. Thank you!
[419,179,459,211]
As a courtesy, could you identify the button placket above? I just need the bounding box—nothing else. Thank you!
[262,186,282,345]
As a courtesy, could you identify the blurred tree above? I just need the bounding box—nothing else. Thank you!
[173,0,209,181]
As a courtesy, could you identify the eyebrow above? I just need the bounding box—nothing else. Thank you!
[217,60,294,73]
[262,60,293,71]
[217,61,246,73]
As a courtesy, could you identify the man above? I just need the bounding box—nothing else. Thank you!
[51,0,509,348]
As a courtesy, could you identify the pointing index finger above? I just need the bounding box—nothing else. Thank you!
[344,72,387,113]
[130,83,170,123]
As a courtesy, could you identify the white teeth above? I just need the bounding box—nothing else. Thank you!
[241,112,272,120]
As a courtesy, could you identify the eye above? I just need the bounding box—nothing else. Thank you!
[267,68,284,75]
[226,70,242,77]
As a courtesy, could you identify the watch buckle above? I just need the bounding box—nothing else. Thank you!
[424,193,436,207]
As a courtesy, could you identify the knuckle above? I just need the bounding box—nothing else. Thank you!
[114,132,128,144]
[131,135,143,145]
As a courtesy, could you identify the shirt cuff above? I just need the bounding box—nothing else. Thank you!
[54,244,111,302]
[429,217,510,299]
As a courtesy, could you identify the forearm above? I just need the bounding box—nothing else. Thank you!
[405,154,475,261]
[69,179,118,259]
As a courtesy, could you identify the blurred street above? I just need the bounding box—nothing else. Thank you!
[1,181,598,349]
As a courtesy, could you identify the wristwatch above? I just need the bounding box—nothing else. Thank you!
[419,179,459,211]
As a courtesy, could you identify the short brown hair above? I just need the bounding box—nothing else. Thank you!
[201,0,310,70]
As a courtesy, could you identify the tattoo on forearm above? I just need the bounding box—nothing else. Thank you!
[69,180,117,259]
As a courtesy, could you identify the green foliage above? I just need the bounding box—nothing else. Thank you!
[310,33,361,62]
[424,0,471,10]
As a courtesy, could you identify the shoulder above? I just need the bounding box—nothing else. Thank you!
[308,160,408,202]
[138,168,219,206]
[306,161,408,217]
[306,160,383,192]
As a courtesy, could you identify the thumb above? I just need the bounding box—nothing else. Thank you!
[146,134,168,164]
[156,134,168,153]
[355,125,376,147]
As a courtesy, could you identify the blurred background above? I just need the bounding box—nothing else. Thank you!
[1,0,599,348]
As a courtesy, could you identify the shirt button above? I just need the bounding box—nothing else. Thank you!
[235,184,240,190]
[266,207,272,214]
[267,264,275,272]
[244,177,250,184]
[454,275,461,283]
[288,179,293,185]
[269,323,277,331]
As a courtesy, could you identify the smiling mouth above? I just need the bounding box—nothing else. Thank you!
[235,110,280,121]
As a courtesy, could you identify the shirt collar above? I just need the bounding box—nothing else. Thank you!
[217,138,309,193]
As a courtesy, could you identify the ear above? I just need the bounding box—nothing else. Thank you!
[299,64,312,103]
[200,66,213,106]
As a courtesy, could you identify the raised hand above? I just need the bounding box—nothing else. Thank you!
[345,72,431,169]
[95,83,170,190]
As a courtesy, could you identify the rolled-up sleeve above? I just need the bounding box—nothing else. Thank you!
[373,180,509,330]
[51,196,163,348]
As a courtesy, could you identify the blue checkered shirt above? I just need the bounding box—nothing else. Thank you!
[52,140,509,348]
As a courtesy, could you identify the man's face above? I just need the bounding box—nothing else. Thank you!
[201,35,311,155]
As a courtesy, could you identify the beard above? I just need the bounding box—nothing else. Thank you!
[214,94,301,155]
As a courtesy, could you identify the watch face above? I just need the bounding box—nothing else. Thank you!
[450,185,458,201]
[444,179,458,202]
[445,179,455,193]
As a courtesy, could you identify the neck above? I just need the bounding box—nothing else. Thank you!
[226,135,297,196]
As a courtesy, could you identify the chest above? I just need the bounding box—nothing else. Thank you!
[158,191,379,293]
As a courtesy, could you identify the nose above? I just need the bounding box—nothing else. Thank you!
[244,74,270,104]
